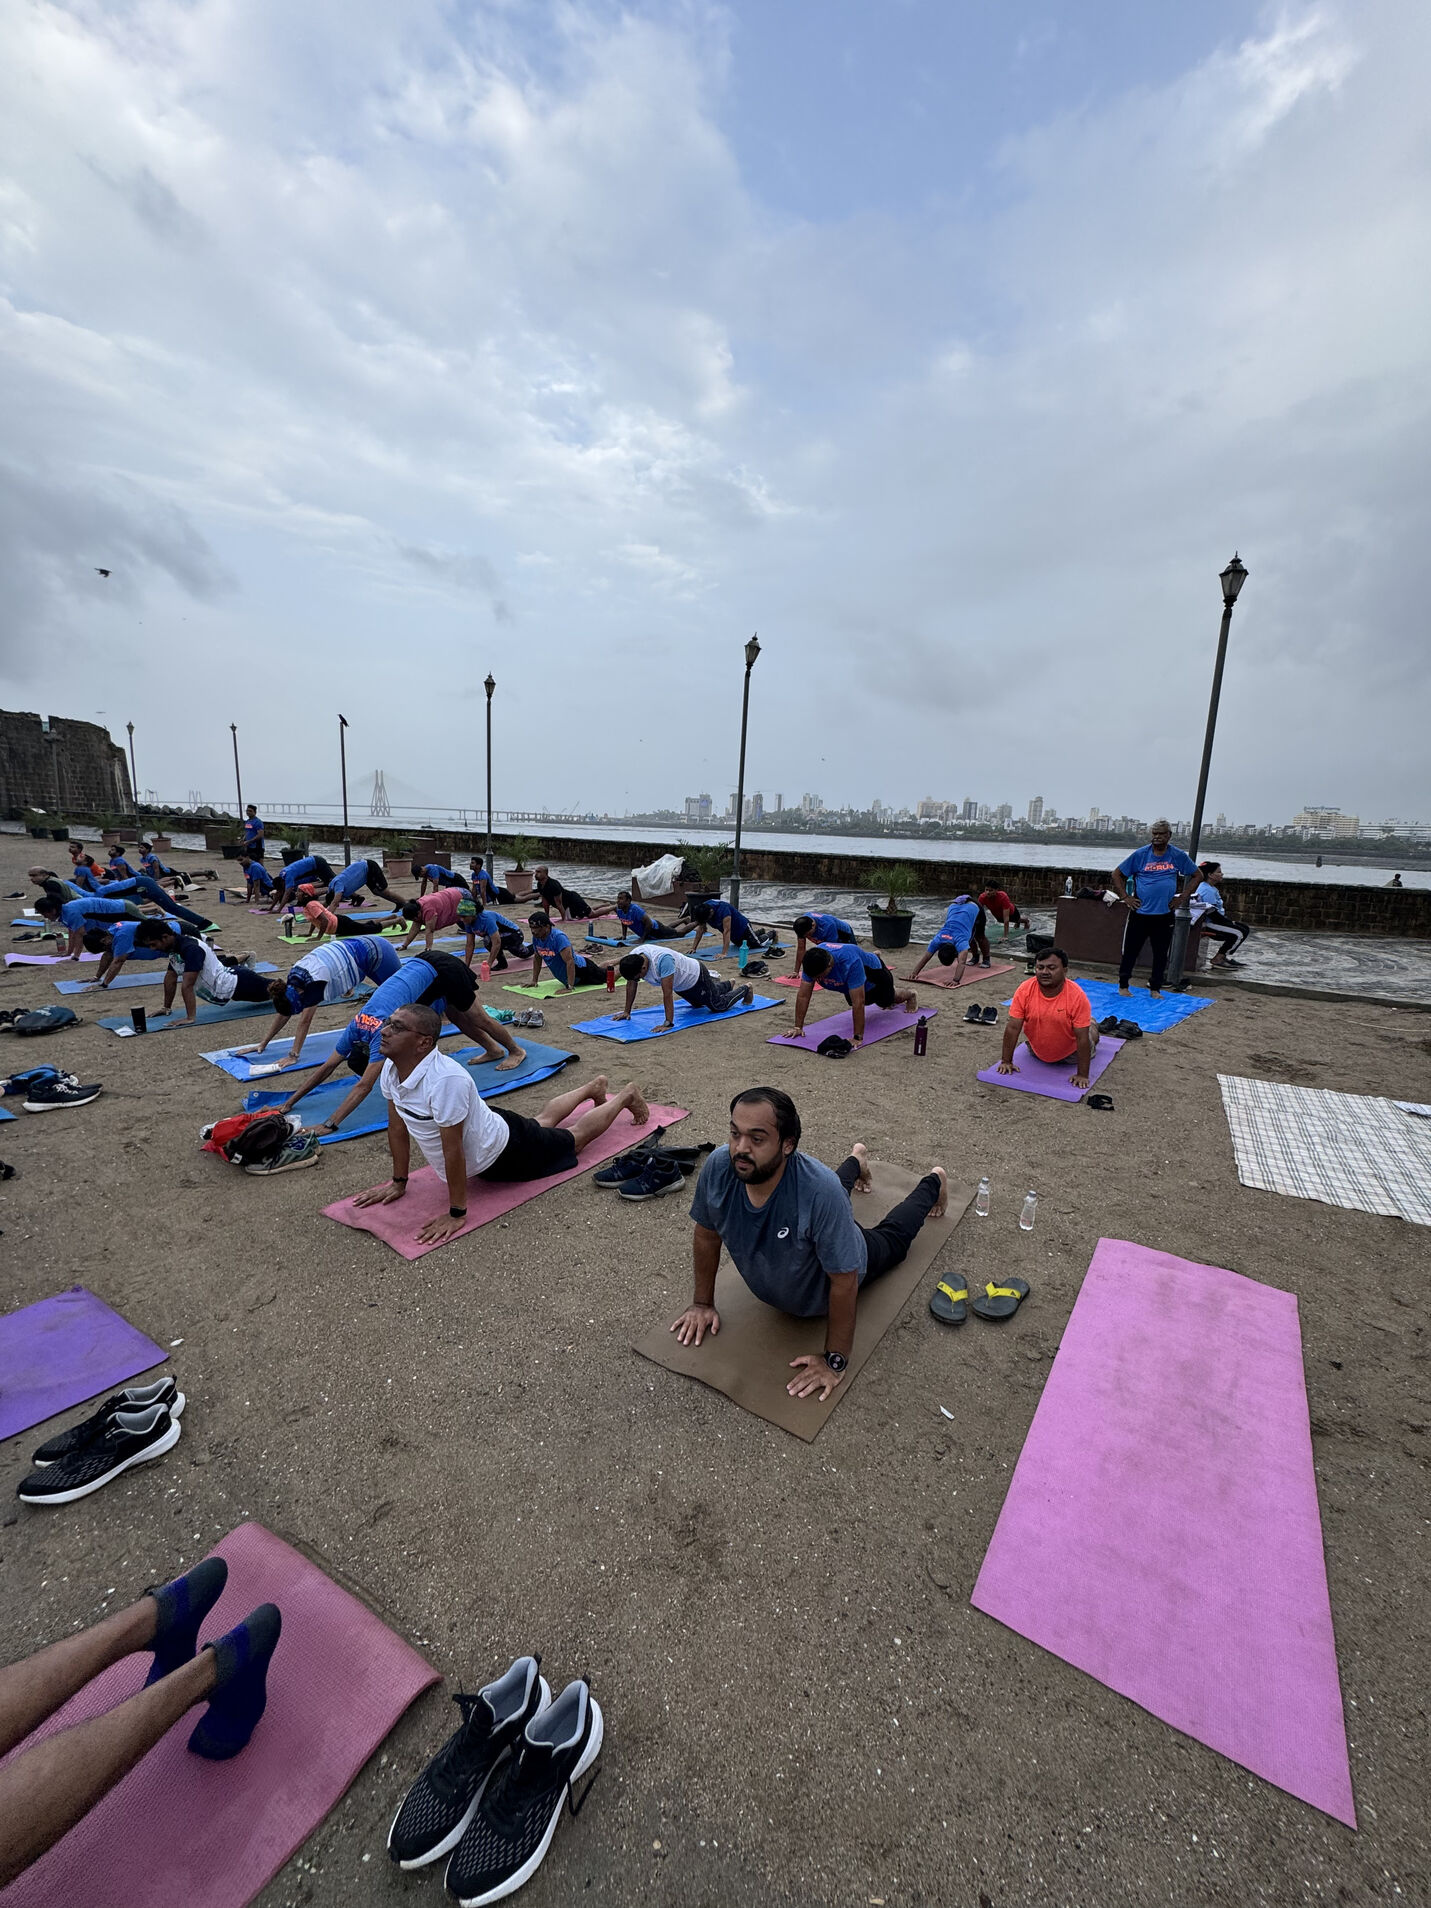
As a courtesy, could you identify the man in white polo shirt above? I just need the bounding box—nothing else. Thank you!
[612,945,752,1033]
[353,1005,653,1245]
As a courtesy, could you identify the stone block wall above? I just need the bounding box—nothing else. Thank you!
[0,710,133,819]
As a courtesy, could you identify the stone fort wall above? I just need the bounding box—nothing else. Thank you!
[0,710,133,819]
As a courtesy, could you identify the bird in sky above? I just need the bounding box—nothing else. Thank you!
[95,567,110,577]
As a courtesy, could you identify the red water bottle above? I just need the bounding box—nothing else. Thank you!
[913,1015,928,1056]
[605,965,616,994]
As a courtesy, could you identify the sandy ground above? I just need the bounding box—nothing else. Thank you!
[1,839,1428,1908]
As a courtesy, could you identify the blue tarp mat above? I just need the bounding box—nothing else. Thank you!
[571,993,779,1043]
[1003,976,1214,1033]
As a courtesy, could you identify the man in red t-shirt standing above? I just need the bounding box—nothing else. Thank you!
[996,948,1098,1089]
[978,888,1027,937]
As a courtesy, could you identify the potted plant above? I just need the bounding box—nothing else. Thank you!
[384,836,414,882]
[672,839,730,903]
[503,837,542,891]
[22,808,50,839]
[149,825,174,854]
[867,863,919,950]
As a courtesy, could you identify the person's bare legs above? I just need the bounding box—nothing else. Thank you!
[0,1594,159,1757]
[537,1077,651,1151]
[451,1003,525,1071]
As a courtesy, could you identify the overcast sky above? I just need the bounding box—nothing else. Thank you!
[1,0,1427,827]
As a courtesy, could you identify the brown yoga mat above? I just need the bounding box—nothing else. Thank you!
[633,1163,973,1440]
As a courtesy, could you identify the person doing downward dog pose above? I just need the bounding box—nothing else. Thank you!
[977,888,1027,937]
[613,891,683,943]
[276,952,525,1136]
[997,948,1100,1090]
[36,892,156,961]
[1190,862,1251,968]
[907,894,985,985]
[416,861,470,897]
[322,857,392,910]
[527,913,608,989]
[787,943,917,1047]
[1111,820,1200,996]
[269,853,336,911]
[352,1006,652,1246]
[613,946,752,1033]
[247,934,403,1063]
[132,923,273,1021]
[671,1088,949,1403]
[790,912,856,973]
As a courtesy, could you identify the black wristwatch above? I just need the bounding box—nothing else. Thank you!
[823,1350,848,1374]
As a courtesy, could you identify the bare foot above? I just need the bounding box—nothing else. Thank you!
[928,1165,949,1218]
[849,1141,873,1194]
[899,990,918,1013]
[496,1045,527,1071]
[589,1074,609,1105]
[625,1086,651,1125]
[1118,986,1131,996]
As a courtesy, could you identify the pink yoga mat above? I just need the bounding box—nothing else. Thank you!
[976,1035,1123,1102]
[4,951,98,966]
[907,958,1015,990]
[768,1004,933,1052]
[1,1521,438,1907]
[325,1102,689,1259]
[971,1239,1355,1825]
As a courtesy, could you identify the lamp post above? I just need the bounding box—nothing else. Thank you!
[338,715,352,868]
[1167,553,1249,989]
[484,675,496,880]
[125,722,138,819]
[729,634,761,914]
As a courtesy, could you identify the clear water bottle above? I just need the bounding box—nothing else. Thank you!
[1019,1190,1038,1232]
[974,1175,990,1218]
[1063,875,1073,895]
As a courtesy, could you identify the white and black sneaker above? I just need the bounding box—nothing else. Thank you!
[22,1077,103,1112]
[388,1658,551,1870]
[445,1678,603,1906]
[31,1377,184,1466]
[16,1403,181,1505]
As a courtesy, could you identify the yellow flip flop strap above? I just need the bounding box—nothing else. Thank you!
[936,1280,968,1303]
[984,1282,1022,1300]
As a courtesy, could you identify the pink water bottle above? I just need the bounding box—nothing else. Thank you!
[479,958,490,982]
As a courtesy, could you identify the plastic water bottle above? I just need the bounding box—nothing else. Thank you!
[738,941,748,971]
[218,889,226,905]
[974,1175,990,1218]
[605,965,616,994]
[913,1015,928,1056]
[1019,1190,1038,1232]
[1063,876,1073,896]
[479,958,490,982]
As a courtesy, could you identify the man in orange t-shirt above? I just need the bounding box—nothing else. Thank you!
[997,948,1098,1088]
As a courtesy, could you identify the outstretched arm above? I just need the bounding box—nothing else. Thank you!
[671,1224,722,1345]
[997,1015,1024,1073]
[278,1049,344,1111]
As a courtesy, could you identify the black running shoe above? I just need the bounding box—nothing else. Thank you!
[22,1079,102,1112]
[617,1156,685,1201]
[592,1128,666,1190]
[32,1377,183,1466]
[445,1679,603,1906]
[388,1658,550,1870]
[16,1403,181,1505]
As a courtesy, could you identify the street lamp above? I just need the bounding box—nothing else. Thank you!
[230,723,244,818]
[338,714,352,867]
[729,633,761,914]
[1168,553,1249,989]
[126,722,138,820]
[484,674,496,880]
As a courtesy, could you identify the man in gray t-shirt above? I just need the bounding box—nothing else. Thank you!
[675,1087,948,1404]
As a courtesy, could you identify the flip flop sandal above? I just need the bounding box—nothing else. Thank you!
[972,1277,1030,1321]
[981,1005,998,1024]
[1086,1093,1115,1111]
[929,1277,969,1325]
[1098,1014,1121,1034]
[1113,1020,1143,1039]
[963,1004,982,1022]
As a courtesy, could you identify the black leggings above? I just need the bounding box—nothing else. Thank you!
[837,1158,942,1282]
[1200,909,1249,958]
[1119,910,1175,990]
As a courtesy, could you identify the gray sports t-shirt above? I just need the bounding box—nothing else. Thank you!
[689,1147,867,1318]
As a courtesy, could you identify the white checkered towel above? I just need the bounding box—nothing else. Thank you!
[1218,1075,1431,1226]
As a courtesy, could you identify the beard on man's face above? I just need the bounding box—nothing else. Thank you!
[732,1150,784,1185]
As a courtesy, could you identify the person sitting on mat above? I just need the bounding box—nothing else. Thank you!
[268,851,335,912]
[790,912,856,972]
[614,947,752,1031]
[527,913,608,989]
[787,944,916,1046]
[907,894,985,985]
[977,888,1026,937]
[613,891,683,943]
[997,947,1099,1090]
[322,857,391,910]
[238,853,273,901]
[352,1006,650,1246]
[83,916,186,987]
[416,861,470,897]
[1189,862,1251,969]
[275,951,526,1135]
[670,1086,949,1403]
[0,1559,280,1889]
[686,897,768,958]
[248,934,403,1062]
[134,922,273,1020]
[242,805,267,859]
[1111,821,1201,996]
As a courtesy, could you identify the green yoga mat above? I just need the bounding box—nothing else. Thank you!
[502,975,610,1000]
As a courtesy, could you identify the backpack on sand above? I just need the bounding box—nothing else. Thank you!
[9,1006,80,1037]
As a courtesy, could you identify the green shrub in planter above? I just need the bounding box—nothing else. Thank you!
[867,863,918,950]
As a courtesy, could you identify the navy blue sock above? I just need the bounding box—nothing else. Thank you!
[187,1604,282,1761]
[145,1557,228,1687]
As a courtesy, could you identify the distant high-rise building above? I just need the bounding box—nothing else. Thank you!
[1214,812,1226,832]
[800,792,822,815]
[684,793,714,823]
[961,797,978,821]
[774,794,783,814]
[1027,796,1044,825]
[995,803,1012,824]
[729,792,740,820]
[745,791,764,823]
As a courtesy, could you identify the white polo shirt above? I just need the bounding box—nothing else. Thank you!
[636,945,704,993]
[379,1048,509,1175]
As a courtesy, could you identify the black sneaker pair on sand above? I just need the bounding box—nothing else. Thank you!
[963,1004,998,1025]
[388,1658,603,1906]
[1097,1015,1144,1039]
[591,1125,712,1202]
[17,1375,185,1505]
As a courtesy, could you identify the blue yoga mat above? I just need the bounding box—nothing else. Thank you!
[56,961,276,995]
[581,927,699,948]
[0,1106,14,1122]
[201,1020,461,1082]
[243,1039,577,1143]
[572,993,779,1043]
[1002,977,1214,1034]
[98,998,275,1034]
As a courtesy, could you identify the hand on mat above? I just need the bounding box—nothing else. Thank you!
[307,1120,337,1136]
[996,1060,1019,1075]
[611,1010,631,1022]
[417,1210,468,1245]
[1069,1071,1090,1089]
[787,1354,844,1401]
[671,1303,720,1346]
[353,1179,407,1208]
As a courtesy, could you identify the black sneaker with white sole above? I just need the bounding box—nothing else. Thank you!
[16,1403,181,1505]
[22,1078,102,1112]
[445,1679,603,1906]
[388,1659,551,1870]
[616,1155,685,1201]
[32,1378,184,1466]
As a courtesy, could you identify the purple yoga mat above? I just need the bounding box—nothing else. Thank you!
[0,1287,166,1443]
[1,1521,439,1908]
[769,1003,934,1052]
[976,1035,1123,1102]
[971,1239,1355,1825]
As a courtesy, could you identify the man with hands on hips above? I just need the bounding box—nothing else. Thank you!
[671,1087,948,1403]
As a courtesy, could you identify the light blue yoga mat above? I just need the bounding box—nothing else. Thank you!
[0,1106,15,1122]
[201,1020,461,1082]
[242,1039,576,1143]
[581,927,699,948]
[98,998,274,1034]
[1003,977,1214,1034]
[572,993,779,1043]
[55,962,276,995]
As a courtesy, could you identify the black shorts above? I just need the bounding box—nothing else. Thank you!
[864,963,896,1010]
[418,951,478,1013]
[572,958,608,987]
[311,856,335,882]
[364,859,390,892]
[562,890,593,919]
[480,1108,578,1182]
[231,967,272,1003]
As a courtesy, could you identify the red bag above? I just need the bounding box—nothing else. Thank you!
[200,1112,269,1158]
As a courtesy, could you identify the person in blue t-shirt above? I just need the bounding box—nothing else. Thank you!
[466,861,515,906]
[672,1087,949,1404]
[238,853,273,900]
[242,807,266,858]
[908,896,986,986]
[322,857,392,909]
[687,898,768,958]
[241,933,403,1062]
[106,848,138,879]
[270,852,335,910]
[137,845,191,895]
[1189,860,1251,968]
[786,943,917,1046]
[1111,821,1201,995]
[93,874,213,933]
[526,913,608,989]
[39,891,146,959]
[82,916,184,986]
[613,890,683,943]
[417,862,470,897]
[790,912,855,972]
